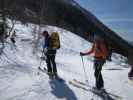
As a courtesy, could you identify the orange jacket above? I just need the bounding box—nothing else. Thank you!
[82,40,108,59]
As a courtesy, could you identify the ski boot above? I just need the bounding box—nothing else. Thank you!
[47,71,53,79]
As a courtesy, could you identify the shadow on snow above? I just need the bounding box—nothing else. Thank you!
[49,79,78,100]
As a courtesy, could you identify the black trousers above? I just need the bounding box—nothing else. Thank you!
[10,38,16,44]
[46,50,57,73]
[94,59,105,89]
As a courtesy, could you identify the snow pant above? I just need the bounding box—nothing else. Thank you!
[46,50,57,73]
[94,59,105,89]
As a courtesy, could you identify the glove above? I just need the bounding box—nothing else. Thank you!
[40,56,46,60]
[80,52,85,56]
[43,48,48,53]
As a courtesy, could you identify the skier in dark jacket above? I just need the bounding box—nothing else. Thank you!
[80,34,108,90]
[10,30,16,44]
[128,67,133,79]
[42,30,60,77]
[128,50,133,79]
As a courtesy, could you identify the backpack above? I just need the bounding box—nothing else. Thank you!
[49,32,60,49]
[95,40,108,59]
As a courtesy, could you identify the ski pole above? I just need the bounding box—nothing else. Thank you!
[80,56,89,83]
[37,51,45,75]
[38,51,44,69]
[81,56,94,100]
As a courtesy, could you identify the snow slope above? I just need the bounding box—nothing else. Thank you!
[0,23,132,100]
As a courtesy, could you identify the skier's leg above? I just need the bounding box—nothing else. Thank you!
[46,55,52,73]
[97,60,105,89]
[94,60,100,88]
[94,59,104,89]
[51,54,57,75]
[98,68,104,89]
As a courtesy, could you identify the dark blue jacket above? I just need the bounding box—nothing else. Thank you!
[43,36,49,48]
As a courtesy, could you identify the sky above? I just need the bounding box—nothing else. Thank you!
[74,0,133,42]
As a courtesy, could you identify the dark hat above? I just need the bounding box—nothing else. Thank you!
[42,30,48,36]
[43,30,48,34]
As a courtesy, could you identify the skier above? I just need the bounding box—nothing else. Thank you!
[0,23,4,42]
[10,30,16,44]
[42,30,60,77]
[128,50,133,79]
[106,47,113,61]
[80,34,108,90]
[128,67,133,78]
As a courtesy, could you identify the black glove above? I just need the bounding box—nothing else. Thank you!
[80,52,85,56]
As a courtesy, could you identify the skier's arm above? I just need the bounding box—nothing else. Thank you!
[43,38,49,48]
[42,38,49,53]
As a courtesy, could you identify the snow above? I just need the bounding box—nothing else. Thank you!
[0,23,132,100]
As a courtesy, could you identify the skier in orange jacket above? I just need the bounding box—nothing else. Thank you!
[80,34,108,90]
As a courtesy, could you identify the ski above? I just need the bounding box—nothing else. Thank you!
[69,79,122,100]
[73,79,89,87]
[38,67,54,79]
[38,67,64,82]
[69,81,89,91]
[90,87,118,100]
[69,80,112,100]
[38,67,47,74]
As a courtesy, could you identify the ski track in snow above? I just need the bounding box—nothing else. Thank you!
[0,23,132,100]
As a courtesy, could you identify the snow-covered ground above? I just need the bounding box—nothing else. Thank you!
[0,23,132,100]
